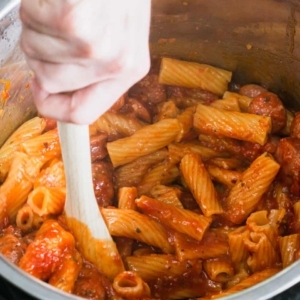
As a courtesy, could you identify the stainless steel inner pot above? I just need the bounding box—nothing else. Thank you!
[1,0,300,299]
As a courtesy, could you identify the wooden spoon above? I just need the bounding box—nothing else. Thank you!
[57,122,124,280]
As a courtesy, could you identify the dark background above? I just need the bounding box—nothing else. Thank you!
[1,275,300,300]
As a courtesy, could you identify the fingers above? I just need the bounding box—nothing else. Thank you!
[20,0,80,34]
[26,57,126,94]
[20,27,83,63]
[32,77,131,124]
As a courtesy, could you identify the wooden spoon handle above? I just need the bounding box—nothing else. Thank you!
[58,122,124,279]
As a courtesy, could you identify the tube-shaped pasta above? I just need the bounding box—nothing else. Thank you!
[118,187,137,210]
[27,186,66,217]
[21,129,61,163]
[16,204,34,232]
[207,165,243,188]
[150,185,183,209]
[113,271,150,298]
[209,268,281,299]
[293,201,300,232]
[136,195,212,242]
[34,159,65,188]
[223,91,252,112]
[168,141,227,165]
[101,208,173,253]
[244,232,280,273]
[180,153,223,216]
[155,100,180,122]
[279,234,300,268]
[0,117,46,182]
[228,227,250,269]
[107,118,180,167]
[246,209,285,248]
[194,104,272,145]
[126,254,202,281]
[175,105,196,142]
[1,152,44,222]
[49,250,82,293]
[203,258,234,283]
[137,161,180,196]
[92,111,146,139]
[174,230,229,262]
[114,148,168,190]
[210,97,241,112]
[225,153,280,224]
[158,57,232,95]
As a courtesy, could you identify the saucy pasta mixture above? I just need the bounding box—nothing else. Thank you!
[0,57,300,300]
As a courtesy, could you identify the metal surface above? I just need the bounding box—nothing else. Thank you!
[1,0,300,299]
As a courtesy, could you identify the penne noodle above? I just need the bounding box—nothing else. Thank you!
[203,258,234,283]
[113,271,150,298]
[210,97,241,112]
[118,187,138,210]
[150,185,183,209]
[168,141,228,165]
[107,118,180,167]
[16,204,34,232]
[49,250,82,293]
[136,195,212,241]
[279,234,300,268]
[280,109,294,136]
[155,100,180,122]
[0,117,46,182]
[244,232,280,273]
[21,129,61,162]
[114,148,168,190]
[225,153,280,224]
[173,231,229,262]
[228,226,250,269]
[207,157,245,170]
[101,207,173,253]
[207,165,243,188]
[27,186,66,217]
[126,254,202,281]
[293,201,300,232]
[92,111,146,139]
[180,153,223,216]
[207,268,281,299]
[1,152,44,222]
[175,105,196,142]
[34,159,65,189]
[223,91,252,112]
[137,161,180,196]
[159,57,232,95]
[194,104,272,145]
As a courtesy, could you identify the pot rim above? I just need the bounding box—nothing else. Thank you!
[1,1,300,300]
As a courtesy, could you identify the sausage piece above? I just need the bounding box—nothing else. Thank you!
[128,74,166,104]
[92,162,114,207]
[239,84,267,98]
[275,137,300,196]
[290,112,300,139]
[90,133,108,162]
[248,92,286,133]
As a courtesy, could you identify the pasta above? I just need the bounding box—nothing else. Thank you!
[180,153,223,216]
[158,57,232,95]
[194,104,272,145]
[1,56,300,300]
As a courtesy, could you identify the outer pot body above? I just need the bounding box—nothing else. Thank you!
[1,0,300,299]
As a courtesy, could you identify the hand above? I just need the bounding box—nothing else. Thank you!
[20,0,151,124]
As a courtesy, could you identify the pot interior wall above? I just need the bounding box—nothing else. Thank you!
[150,0,300,110]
